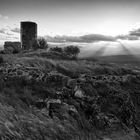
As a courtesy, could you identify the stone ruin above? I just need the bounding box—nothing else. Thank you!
[4,41,21,54]
[20,21,37,50]
[3,21,37,53]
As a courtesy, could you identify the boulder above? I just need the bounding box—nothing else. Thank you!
[74,85,84,98]
[34,99,47,109]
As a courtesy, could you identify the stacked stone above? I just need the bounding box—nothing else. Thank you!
[20,21,37,50]
[4,41,21,54]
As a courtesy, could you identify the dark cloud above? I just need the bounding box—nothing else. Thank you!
[45,31,140,43]
[129,28,140,36]
[0,28,14,36]
[80,34,116,42]
[115,28,140,40]
[10,28,20,33]
[0,27,20,35]
[44,34,116,43]
[6,32,14,36]
[0,29,5,34]
[116,35,139,40]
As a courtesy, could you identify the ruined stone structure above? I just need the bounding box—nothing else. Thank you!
[20,21,37,50]
[4,41,21,54]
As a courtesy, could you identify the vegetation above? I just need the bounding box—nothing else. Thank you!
[49,46,63,53]
[33,37,48,50]
[48,45,80,59]
[63,45,80,59]
[0,49,139,139]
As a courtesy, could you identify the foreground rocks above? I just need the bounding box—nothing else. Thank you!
[0,59,140,139]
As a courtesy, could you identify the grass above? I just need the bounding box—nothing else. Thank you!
[0,49,140,139]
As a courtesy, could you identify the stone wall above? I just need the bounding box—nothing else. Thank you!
[4,41,21,54]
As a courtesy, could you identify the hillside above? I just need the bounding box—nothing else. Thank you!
[0,50,140,139]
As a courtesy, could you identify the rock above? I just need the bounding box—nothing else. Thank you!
[46,99,62,118]
[74,85,84,98]
[61,87,73,99]
[93,113,110,129]
[46,72,69,86]
[46,98,79,118]
[68,105,78,114]
[34,99,47,109]
[61,103,78,117]
[67,79,77,88]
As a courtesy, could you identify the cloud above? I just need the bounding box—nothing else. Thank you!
[4,16,9,20]
[10,27,20,33]
[44,34,116,43]
[0,28,6,34]
[0,26,20,43]
[115,28,140,41]
[0,14,9,20]
[116,35,139,41]
[0,27,20,36]
[44,30,140,42]
[0,28,13,36]
[129,28,140,36]
[80,34,116,42]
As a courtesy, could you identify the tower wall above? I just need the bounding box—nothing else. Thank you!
[20,21,37,50]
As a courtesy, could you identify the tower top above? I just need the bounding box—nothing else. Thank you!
[21,21,37,24]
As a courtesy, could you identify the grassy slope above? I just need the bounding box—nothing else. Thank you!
[0,50,140,140]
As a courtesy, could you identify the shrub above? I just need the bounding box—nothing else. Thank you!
[49,46,63,53]
[33,37,48,50]
[63,45,80,59]
[38,37,48,49]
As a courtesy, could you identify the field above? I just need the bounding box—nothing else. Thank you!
[0,49,140,139]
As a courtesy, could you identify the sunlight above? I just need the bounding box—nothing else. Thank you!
[98,20,132,36]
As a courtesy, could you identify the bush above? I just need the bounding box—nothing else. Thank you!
[49,46,63,53]
[33,37,48,50]
[63,45,80,59]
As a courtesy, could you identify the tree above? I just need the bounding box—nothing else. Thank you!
[38,37,48,49]
[33,37,48,50]
[63,45,80,58]
[49,46,63,53]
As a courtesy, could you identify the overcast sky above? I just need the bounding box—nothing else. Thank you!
[0,0,140,37]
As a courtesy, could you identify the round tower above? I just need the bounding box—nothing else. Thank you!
[20,21,37,50]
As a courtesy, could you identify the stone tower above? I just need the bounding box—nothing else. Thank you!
[20,21,37,50]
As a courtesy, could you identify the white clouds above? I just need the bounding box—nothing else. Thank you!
[0,14,9,20]
[0,26,20,43]
[11,27,20,33]
[4,16,9,20]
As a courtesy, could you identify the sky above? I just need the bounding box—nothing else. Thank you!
[0,0,140,42]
